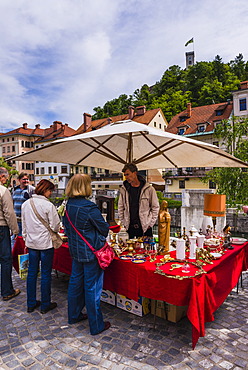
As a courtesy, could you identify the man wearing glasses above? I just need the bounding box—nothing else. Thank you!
[12,173,35,236]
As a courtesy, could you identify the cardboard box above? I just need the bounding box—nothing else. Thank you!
[101,289,116,306]
[151,299,188,323]
[116,294,150,316]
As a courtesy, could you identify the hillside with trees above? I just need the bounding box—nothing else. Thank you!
[92,54,248,122]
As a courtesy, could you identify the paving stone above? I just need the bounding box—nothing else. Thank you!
[1,270,247,370]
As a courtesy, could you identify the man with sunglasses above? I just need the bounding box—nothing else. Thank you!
[12,173,35,236]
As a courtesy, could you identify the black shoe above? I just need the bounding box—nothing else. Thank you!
[40,302,57,314]
[27,300,41,313]
[92,321,111,335]
[68,314,88,324]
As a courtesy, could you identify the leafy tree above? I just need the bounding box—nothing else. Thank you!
[0,157,19,188]
[202,117,248,207]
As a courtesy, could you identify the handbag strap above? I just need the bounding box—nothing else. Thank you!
[30,198,53,234]
[65,210,96,252]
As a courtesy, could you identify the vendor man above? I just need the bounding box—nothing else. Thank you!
[118,163,159,239]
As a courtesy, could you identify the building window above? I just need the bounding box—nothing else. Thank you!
[215,110,223,116]
[198,125,205,132]
[209,180,216,189]
[12,146,15,152]
[36,168,39,175]
[154,122,157,127]
[26,163,31,170]
[12,137,14,141]
[179,180,185,189]
[2,139,4,142]
[178,128,185,135]
[48,167,52,174]
[7,138,9,142]
[22,163,25,170]
[2,147,5,153]
[159,124,162,129]
[61,166,68,174]
[179,117,186,122]
[84,167,88,174]
[239,98,247,111]
[53,166,57,174]
[7,146,10,153]
[41,167,45,174]
[21,141,24,147]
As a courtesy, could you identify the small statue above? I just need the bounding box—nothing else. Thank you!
[223,224,233,249]
[158,200,171,254]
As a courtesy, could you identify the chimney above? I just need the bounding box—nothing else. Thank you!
[35,124,40,129]
[128,106,135,119]
[186,102,192,117]
[136,105,146,116]
[240,81,248,90]
[22,123,28,129]
[53,121,62,131]
[83,113,92,132]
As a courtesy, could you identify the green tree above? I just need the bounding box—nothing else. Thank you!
[0,157,18,188]
[202,117,248,207]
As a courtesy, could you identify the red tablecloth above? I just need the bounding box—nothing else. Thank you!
[12,237,248,349]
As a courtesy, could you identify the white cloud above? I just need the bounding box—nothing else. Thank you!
[0,0,248,130]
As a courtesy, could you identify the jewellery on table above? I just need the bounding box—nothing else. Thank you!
[154,259,207,280]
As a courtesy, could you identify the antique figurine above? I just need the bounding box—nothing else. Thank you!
[158,200,171,254]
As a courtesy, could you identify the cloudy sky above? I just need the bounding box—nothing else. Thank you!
[1,0,248,131]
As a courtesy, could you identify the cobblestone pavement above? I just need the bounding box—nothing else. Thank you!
[0,270,247,370]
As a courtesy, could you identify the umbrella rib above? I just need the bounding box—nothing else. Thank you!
[75,138,125,165]
[135,134,178,167]
[90,138,126,163]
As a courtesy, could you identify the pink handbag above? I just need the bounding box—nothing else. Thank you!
[65,211,115,270]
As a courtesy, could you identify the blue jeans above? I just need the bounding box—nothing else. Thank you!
[0,226,15,297]
[68,258,104,335]
[27,248,54,310]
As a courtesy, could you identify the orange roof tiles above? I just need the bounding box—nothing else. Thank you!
[75,108,164,134]
[167,102,233,135]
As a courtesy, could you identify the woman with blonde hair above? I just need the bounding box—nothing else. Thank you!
[63,174,110,335]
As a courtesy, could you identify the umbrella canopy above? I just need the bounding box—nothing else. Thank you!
[10,120,248,171]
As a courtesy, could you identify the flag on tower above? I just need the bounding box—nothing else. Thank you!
[185,38,194,47]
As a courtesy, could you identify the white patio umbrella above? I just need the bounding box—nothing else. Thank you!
[10,120,248,171]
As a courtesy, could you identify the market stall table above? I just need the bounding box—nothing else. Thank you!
[12,237,248,348]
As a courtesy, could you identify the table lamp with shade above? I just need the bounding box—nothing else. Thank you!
[203,194,226,233]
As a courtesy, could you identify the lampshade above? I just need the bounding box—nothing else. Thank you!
[204,194,226,217]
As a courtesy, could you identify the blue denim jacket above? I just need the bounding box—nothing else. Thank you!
[63,197,109,262]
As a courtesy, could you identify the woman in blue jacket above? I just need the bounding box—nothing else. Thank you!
[63,174,110,335]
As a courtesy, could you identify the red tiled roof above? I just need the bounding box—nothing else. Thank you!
[166,102,233,135]
[1,127,45,137]
[35,123,76,142]
[75,108,165,134]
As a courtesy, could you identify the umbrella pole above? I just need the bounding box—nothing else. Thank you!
[126,133,133,163]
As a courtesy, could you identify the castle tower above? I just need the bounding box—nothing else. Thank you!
[186,51,195,68]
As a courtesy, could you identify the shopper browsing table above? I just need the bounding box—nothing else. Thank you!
[0,167,20,301]
[63,174,111,335]
[22,180,60,314]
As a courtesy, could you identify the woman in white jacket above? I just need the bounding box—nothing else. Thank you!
[22,180,60,314]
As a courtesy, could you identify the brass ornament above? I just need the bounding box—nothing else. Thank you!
[155,259,207,280]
